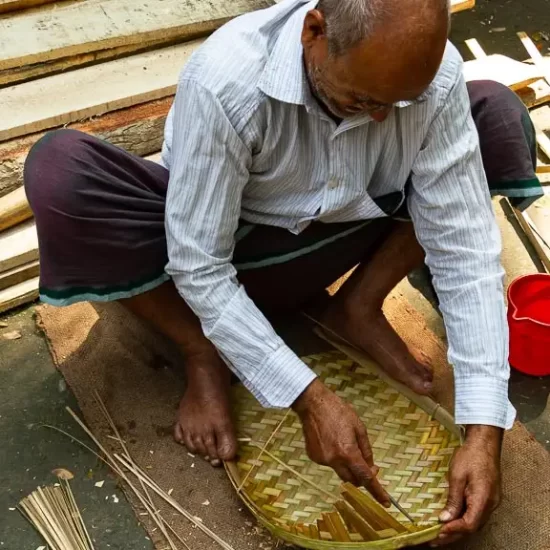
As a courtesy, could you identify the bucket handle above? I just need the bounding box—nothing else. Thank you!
[508,276,550,328]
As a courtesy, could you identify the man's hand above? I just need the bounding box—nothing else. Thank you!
[431,425,503,547]
[292,379,390,507]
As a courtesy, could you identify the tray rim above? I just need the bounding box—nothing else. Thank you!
[225,339,462,548]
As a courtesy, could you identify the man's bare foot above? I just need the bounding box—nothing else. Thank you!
[173,351,238,466]
[321,304,433,395]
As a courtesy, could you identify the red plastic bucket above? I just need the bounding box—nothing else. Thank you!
[508,274,550,376]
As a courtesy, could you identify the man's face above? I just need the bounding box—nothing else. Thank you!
[302,9,448,122]
[306,54,394,121]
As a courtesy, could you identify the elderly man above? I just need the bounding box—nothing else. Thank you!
[25,0,542,545]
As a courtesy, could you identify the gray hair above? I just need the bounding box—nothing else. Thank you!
[317,0,450,55]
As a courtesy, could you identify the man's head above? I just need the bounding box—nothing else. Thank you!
[302,0,450,121]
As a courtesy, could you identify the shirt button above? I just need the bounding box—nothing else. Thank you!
[327,178,338,189]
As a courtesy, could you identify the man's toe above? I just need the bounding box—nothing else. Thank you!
[216,426,238,461]
[174,423,185,445]
[203,431,219,461]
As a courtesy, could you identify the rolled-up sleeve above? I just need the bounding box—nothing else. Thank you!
[165,79,316,408]
[409,73,515,429]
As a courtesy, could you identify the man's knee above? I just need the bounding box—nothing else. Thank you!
[467,79,536,167]
[467,79,529,122]
[24,129,89,218]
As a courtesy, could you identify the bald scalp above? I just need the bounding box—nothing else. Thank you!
[317,0,450,56]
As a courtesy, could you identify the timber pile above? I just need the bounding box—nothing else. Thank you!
[0,0,272,313]
[0,0,546,315]
[464,36,550,273]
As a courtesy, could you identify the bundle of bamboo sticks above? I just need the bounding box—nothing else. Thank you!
[19,470,95,550]
[43,392,235,550]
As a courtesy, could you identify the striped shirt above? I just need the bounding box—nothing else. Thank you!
[162,0,515,429]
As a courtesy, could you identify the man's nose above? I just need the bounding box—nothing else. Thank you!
[370,108,391,123]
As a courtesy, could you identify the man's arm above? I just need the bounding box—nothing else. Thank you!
[165,78,389,503]
[409,71,512,544]
[165,78,317,409]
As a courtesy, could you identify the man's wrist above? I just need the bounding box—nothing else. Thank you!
[464,425,504,456]
[292,379,325,414]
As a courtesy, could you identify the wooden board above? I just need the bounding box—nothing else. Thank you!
[0,96,171,198]
[0,186,32,232]
[508,201,550,273]
[0,0,57,14]
[0,37,175,88]
[0,41,201,142]
[0,220,38,273]
[0,260,39,291]
[450,0,475,13]
[516,79,550,109]
[0,276,39,314]
[463,55,543,91]
[1,150,163,226]
[0,0,271,72]
[465,37,550,109]
[530,106,550,162]
[515,33,550,109]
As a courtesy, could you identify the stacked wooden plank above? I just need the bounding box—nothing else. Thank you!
[0,0,272,313]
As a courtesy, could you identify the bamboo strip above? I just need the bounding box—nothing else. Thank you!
[240,439,338,502]
[46,413,192,550]
[92,391,178,550]
[115,454,236,550]
[325,511,351,542]
[342,484,408,534]
[18,483,94,550]
[333,500,380,541]
[237,410,290,492]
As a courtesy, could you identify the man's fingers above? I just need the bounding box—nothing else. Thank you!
[355,423,375,468]
[460,486,492,532]
[367,474,391,507]
[439,517,471,537]
[430,532,462,547]
[440,471,467,523]
[348,459,391,508]
[332,462,356,484]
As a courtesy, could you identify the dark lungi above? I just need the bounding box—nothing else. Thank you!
[24,80,542,309]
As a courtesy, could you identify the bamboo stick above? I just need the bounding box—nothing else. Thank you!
[115,453,236,550]
[18,483,94,550]
[334,500,381,541]
[240,439,338,502]
[342,484,408,534]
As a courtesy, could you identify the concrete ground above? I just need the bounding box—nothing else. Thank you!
[1,1,550,548]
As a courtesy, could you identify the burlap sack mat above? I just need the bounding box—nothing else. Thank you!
[35,293,550,550]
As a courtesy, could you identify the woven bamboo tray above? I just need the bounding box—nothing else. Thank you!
[225,337,462,549]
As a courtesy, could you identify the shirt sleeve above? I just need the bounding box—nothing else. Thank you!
[164,79,317,408]
[409,73,516,429]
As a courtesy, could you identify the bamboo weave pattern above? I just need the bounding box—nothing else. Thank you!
[228,351,460,548]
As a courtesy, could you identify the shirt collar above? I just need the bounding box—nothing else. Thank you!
[258,0,317,107]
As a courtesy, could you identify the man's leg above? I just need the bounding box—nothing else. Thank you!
[25,130,236,465]
[468,79,543,210]
[118,282,236,464]
[320,221,433,395]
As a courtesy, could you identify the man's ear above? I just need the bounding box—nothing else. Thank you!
[301,9,327,49]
